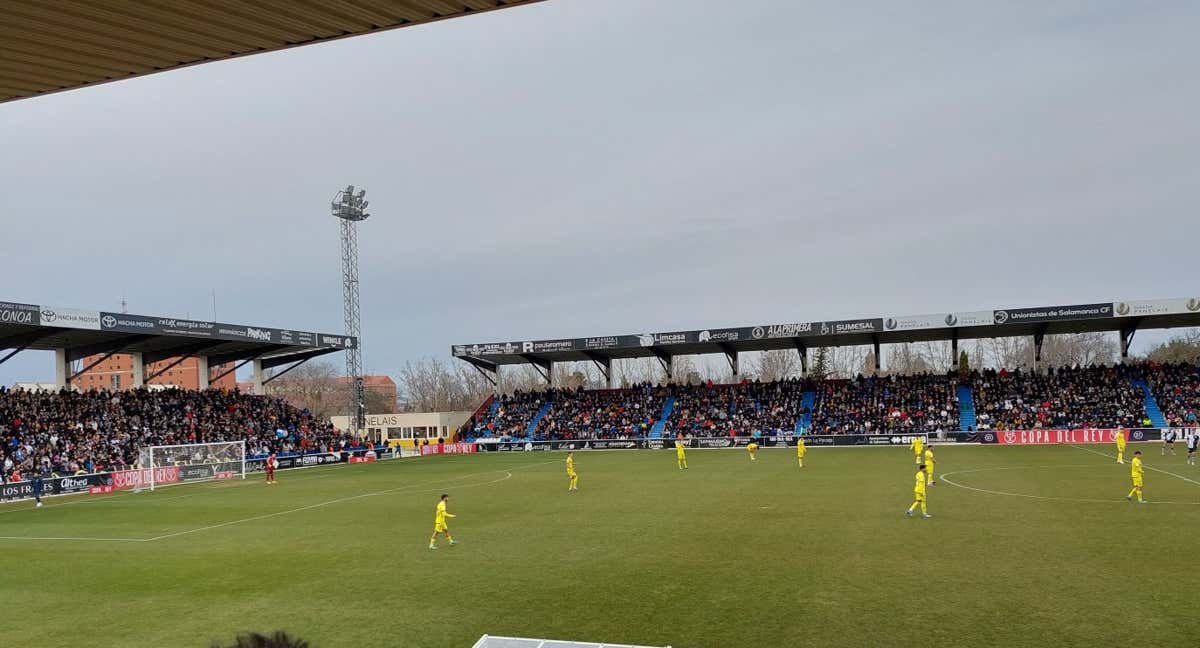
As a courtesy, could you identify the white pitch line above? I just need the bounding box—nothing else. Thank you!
[1069,444,1200,487]
[143,471,515,542]
[939,464,1200,505]
[0,535,148,542]
[0,458,561,544]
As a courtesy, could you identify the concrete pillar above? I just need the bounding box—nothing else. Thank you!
[251,358,265,395]
[130,352,145,388]
[54,348,70,388]
[196,355,209,390]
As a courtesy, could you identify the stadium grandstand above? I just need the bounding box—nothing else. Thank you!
[455,297,1200,443]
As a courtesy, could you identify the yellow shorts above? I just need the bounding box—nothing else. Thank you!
[926,464,935,477]
[913,493,925,502]
[567,471,577,478]
[434,523,448,533]
[1132,478,1143,488]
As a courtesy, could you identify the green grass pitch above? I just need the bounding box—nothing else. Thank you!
[2,443,1198,648]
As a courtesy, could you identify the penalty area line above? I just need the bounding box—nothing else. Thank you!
[939,464,1200,505]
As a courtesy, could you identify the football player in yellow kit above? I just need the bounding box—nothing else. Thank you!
[675,438,688,470]
[796,437,806,468]
[906,465,931,518]
[911,435,924,465]
[1126,451,1145,504]
[429,494,457,549]
[566,452,579,492]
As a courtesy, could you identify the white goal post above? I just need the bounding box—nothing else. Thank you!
[137,441,246,491]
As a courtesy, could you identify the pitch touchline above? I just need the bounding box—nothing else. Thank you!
[1069,444,1200,487]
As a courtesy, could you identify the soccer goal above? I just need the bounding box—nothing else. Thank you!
[136,441,246,491]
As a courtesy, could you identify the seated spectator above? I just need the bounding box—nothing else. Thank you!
[810,373,958,435]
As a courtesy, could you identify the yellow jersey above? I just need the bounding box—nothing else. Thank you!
[748,443,758,451]
[435,500,454,526]
[914,470,927,496]
[1131,457,1143,480]
[1115,432,1127,449]
[924,448,934,465]
[566,455,575,474]
[796,440,806,456]
[911,437,924,455]
[675,441,686,455]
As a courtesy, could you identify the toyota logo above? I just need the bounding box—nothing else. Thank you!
[100,315,117,328]
[41,309,57,322]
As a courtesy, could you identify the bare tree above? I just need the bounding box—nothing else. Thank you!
[266,360,342,421]
[399,357,493,412]
[754,350,799,382]
[1144,329,1200,364]
[618,358,665,387]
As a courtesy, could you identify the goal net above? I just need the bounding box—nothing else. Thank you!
[136,441,246,491]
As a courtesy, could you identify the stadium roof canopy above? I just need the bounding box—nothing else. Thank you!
[451,297,1200,379]
[0,0,544,104]
[0,300,356,376]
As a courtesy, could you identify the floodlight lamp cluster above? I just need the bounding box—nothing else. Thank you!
[331,185,370,222]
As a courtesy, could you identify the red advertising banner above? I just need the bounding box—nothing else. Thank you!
[348,455,376,464]
[110,466,181,489]
[419,443,478,456]
[992,428,1121,445]
[88,485,114,495]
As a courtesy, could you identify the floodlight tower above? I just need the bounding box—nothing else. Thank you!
[332,185,369,433]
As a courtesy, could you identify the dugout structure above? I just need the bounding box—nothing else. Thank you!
[0,300,356,394]
[451,297,1200,389]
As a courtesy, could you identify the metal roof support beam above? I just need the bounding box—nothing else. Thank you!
[263,356,312,385]
[0,330,59,367]
[872,335,882,373]
[0,329,56,351]
[69,349,121,381]
[951,331,959,367]
[64,335,147,363]
[520,354,552,385]
[260,347,341,370]
[718,343,738,378]
[142,341,226,365]
[207,344,292,367]
[143,354,194,383]
[210,358,253,385]
[1033,326,1047,367]
[793,339,809,377]
[646,348,673,382]
[1119,319,1143,360]
[459,357,499,394]
[581,352,612,389]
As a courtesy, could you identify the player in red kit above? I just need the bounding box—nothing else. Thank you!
[265,452,278,485]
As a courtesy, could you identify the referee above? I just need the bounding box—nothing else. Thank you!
[32,467,48,509]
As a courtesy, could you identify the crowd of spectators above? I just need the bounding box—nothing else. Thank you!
[1,386,348,482]
[1140,361,1200,427]
[970,365,1146,431]
[667,379,808,437]
[535,383,665,440]
[470,390,552,439]
[810,373,959,435]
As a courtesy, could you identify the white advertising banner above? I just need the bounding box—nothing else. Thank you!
[1113,298,1200,318]
[39,306,102,330]
[882,310,995,332]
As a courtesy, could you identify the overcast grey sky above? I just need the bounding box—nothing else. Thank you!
[2,0,1198,385]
